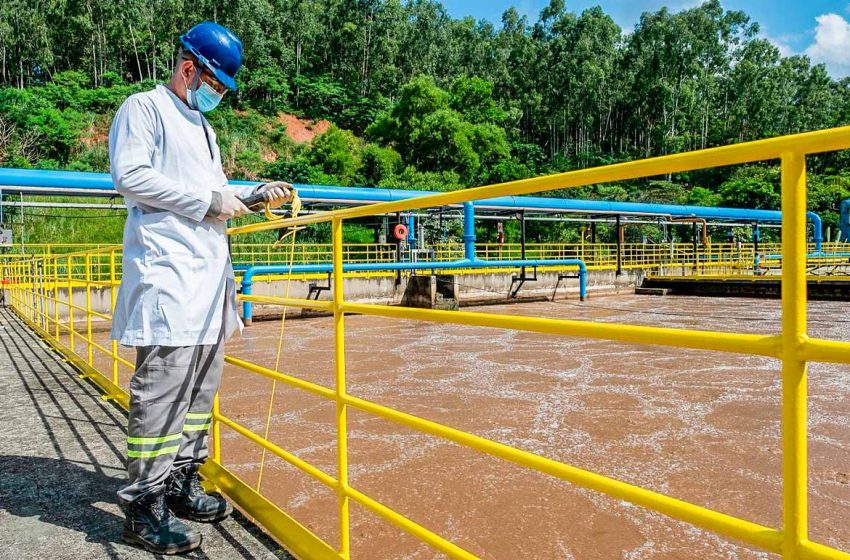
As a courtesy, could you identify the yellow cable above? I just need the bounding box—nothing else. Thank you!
[255,194,301,493]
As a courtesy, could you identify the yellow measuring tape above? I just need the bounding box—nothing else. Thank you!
[254,189,302,493]
[254,190,305,243]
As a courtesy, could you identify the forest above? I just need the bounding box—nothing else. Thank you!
[1,0,849,243]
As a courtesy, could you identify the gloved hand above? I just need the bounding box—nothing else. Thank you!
[213,191,249,221]
[255,181,294,209]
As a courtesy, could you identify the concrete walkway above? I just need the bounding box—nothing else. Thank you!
[0,308,291,559]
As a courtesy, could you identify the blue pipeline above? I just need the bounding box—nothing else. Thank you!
[407,213,416,244]
[807,212,823,251]
[463,202,476,260]
[240,258,588,322]
[0,168,824,248]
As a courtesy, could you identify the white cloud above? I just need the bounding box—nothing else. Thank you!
[760,31,795,58]
[804,12,850,77]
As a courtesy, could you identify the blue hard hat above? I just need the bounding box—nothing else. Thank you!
[180,22,243,91]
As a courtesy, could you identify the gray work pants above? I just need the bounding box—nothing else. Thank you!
[117,332,224,503]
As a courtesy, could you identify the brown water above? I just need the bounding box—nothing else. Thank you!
[69,295,850,559]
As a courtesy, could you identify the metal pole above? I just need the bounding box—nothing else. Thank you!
[54,255,60,338]
[753,223,760,275]
[753,223,760,255]
[19,193,24,254]
[212,392,222,464]
[37,262,45,327]
[85,253,93,366]
[111,249,119,384]
[590,222,597,267]
[780,152,808,559]
[519,210,526,277]
[616,215,622,276]
[67,255,75,352]
[692,222,699,274]
[331,217,350,558]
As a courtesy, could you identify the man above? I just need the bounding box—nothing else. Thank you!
[108,21,292,554]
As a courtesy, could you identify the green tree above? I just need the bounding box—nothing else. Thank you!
[308,125,361,183]
[719,166,780,209]
[361,144,402,185]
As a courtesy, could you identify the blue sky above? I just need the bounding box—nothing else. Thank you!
[441,1,850,77]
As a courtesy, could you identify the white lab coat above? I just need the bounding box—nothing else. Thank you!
[108,85,258,347]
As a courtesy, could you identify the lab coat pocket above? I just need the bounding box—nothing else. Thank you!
[138,211,196,260]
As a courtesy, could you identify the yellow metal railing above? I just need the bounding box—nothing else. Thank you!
[0,243,117,255]
[2,125,850,559]
[230,242,398,265]
[6,239,848,280]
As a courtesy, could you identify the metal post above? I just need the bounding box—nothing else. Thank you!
[590,222,597,267]
[753,223,761,276]
[27,261,34,319]
[580,226,585,261]
[616,215,622,276]
[780,152,808,559]
[67,255,74,352]
[331,217,350,558]
[753,223,760,255]
[36,262,44,328]
[395,212,402,264]
[212,392,222,463]
[110,249,119,385]
[692,222,699,275]
[19,193,23,255]
[85,253,93,366]
[54,256,60,338]
[519,210,526,277]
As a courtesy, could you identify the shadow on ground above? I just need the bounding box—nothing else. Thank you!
[0,309,290,559]
[0,455,125,545]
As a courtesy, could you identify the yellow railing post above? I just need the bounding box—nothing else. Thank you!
[110,249,119,385]
[67,255,75,352]
[85,253,93,366]
[332,216,351,559]
[213,391,222,463]
[54,256,60,339]
[780,151,809,559]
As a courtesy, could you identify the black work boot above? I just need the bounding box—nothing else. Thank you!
[166,463,233,523]
[119,490,202,554]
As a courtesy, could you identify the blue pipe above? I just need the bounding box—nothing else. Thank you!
[240,258,588,323]
[806,211,823,251]
[0,168,824,244]
[407,213,416,244]
[462,202,476,260]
